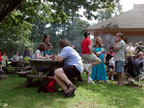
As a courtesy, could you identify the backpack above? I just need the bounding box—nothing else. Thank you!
[37,77,55,93]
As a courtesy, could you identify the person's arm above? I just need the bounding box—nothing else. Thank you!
[88,45,93,53]
[87,39,93,53]
[57,56,63,62]
[113,43,117,51]
[114,42,123,51]
[95,48,105,57]
[104,54,107,63]
[35,52,48,59]
[57,48,69,62]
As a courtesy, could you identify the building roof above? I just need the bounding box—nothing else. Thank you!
[87,4,144,29]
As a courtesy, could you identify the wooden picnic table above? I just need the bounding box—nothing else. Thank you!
[24,58,63,87]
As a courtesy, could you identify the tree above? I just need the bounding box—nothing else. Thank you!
[0,11,33,57]
[0,0,120,23]
[97,0,123,22]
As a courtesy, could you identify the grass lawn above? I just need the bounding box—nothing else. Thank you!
[0,74,144,108]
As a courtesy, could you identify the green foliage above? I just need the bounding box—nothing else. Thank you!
[0,11,33,57]
[97,0,123,22]
[0,0,122,57]
[30,18,90,54]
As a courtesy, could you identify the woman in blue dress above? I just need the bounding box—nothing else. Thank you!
[91,36,108,82]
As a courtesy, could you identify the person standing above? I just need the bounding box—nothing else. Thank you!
[42,34,53,50]
[91,37,108,82]
[126,43,135,57]
[135,41,144,56]
[23,47,30,58]
[1,52,9,73]
[108,57,115,80]
[81,32,101,83]
[12,51,20,61]
[114,33,126,86]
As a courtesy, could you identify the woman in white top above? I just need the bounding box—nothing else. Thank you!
[34,42,49,59]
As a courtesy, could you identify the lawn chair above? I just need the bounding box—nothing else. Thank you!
[124,61,144,87]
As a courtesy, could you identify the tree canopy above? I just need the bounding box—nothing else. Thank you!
[0,0,120,23]
[0,0,122,57]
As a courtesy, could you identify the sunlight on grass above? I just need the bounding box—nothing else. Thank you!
[0,74,144,108]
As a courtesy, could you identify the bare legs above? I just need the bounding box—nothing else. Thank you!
[54,68,72,91]
[118,72,124,84]
[87,57,101,77]
[108,69,115,80]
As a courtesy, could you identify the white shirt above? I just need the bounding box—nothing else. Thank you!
[34,50,43,59]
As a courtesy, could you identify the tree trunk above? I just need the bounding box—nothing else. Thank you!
[0,0,23,22]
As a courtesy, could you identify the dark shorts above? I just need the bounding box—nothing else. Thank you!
[115,61,125,73]
[0,61,1,65]
[62,65,80,79]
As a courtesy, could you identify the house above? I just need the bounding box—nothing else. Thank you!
[86,4,144,49]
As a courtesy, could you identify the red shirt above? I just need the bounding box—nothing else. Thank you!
[81,38,91,54]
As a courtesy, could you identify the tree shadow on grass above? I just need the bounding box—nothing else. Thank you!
[0,75,74,108]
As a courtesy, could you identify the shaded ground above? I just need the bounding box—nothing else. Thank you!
[0,74,144,108]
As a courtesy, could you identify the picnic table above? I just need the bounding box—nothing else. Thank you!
[5,61,28,73]
[24,58,64,87]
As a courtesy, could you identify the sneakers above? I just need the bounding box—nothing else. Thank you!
[65,84,76,97]
[104,80,109,83]
[85,64,91,72]
[128,79,135,83]
[88,77,95,83]
[111,76,114,80]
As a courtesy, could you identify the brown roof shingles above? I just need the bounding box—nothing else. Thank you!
[87,4,144,29]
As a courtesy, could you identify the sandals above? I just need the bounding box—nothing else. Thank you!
[117,83,124,86]
[64,84,76,97]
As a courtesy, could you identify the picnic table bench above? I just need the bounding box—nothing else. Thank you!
[24,59,63,87]
[5,61,30,73]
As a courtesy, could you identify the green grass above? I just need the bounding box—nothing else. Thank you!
[0,74,144,108]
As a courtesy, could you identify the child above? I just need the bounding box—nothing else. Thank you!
[108,57,115,80]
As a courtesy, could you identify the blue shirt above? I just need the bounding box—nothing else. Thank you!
[59,46,83,73]
[136,58,144,64]
[43,50,52,56]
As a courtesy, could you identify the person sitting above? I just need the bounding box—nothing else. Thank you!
[1,52,9,73]
[34,42,49,74]
[136,52,144,64]
[126,43,135,57]
[43,43,52,57]
[12,51,20,61]
[135,41,144,57]
[125,56,140,83]
[24,52,32,63]
[34,42,48,59]
[54,39,83,97]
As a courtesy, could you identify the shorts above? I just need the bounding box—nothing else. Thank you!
[82,53,99,63]
[0,62,1,65]
[62,65,80,79]
[115,61,125,73]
